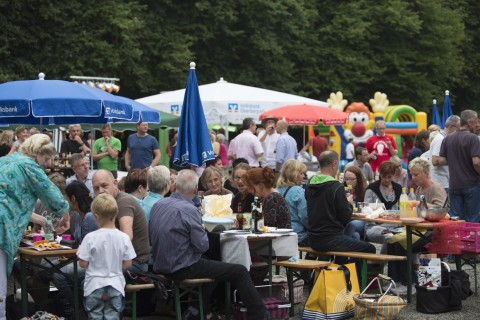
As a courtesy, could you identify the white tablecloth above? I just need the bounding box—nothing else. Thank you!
[220,233,298,270]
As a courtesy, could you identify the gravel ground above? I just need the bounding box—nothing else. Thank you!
[7,259,479,319]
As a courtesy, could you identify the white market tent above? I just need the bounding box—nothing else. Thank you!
[136,77,329,125]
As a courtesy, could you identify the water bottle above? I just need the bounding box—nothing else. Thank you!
[44,216,54,242]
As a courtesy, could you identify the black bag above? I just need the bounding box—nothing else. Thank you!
[416,262,472,314]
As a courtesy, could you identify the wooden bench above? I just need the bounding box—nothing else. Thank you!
[298,247,407,290]
[125,283,156,320]
[273,259,330,317]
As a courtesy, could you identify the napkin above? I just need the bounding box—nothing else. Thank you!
[203,194,233,217]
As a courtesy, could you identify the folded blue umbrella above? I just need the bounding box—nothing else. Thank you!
[441,90,453,129]
[174,62,215,167]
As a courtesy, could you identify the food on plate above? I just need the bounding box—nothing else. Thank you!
[33,240,61,249]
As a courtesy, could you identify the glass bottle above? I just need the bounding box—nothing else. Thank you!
[44,216,54,242]
[418,194,428,218]
[399,187,408,219]
[236,203,244,230]
[250,198,257,233]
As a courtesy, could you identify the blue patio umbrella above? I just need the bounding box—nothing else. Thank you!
[0,78,133,125]
[173,62,215,167]
[114,96,160,124]
[431,99,441,126]
[441,90,453,129]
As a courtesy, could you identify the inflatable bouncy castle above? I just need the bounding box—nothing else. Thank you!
[325,92,427,163]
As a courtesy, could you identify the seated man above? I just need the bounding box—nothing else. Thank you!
[149,169,266,319]
[306,151,376,256]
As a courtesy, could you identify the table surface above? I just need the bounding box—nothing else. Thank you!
[352,216,465,229]
[18,246,77,258]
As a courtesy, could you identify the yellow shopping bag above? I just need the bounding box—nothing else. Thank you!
[302,263,360,320]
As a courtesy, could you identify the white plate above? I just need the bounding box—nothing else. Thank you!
[268,229,293,234]
[223,230,251,234]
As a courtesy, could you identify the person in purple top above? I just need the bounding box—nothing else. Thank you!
[149,169,266,319]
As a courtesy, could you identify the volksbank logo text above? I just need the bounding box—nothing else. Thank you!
[0,106,18,113]
[105,107,126,115]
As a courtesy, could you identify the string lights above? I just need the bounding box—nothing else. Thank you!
[70,75,120,93]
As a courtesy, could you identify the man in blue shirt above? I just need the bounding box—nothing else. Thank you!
[124,121,161,170]
[149,170,266,319]
[275,120,298,172]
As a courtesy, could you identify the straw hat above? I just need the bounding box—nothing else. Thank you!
[261,116,279,127]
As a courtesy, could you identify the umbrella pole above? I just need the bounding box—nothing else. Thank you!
[303,126,306,147]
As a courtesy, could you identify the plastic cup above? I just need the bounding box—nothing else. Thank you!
[61,234,72,241]
[33,234,43,242]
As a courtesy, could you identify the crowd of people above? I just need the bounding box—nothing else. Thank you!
[1,108,479,319]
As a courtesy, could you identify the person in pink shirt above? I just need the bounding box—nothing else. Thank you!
[216,133,229,167]
[366,120,397,173]
[227,118,264,167]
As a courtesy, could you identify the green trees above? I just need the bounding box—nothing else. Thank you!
[0,0,477,114]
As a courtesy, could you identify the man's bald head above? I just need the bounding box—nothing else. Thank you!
[92,169,118,197]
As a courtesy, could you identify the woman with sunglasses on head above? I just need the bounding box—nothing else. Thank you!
[343,165,368,240]
[276,160,309,245]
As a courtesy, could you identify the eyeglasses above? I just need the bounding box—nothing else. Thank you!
[344,177,357,181]
[233,176,244,182]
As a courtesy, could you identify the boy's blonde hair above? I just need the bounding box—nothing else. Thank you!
[91,194,118,221]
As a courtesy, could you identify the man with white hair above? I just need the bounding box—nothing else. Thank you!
[430,115,460,191]
[149,169,266,319]
[142,165,171,222]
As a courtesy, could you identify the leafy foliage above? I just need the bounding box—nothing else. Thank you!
[0,0,477,115]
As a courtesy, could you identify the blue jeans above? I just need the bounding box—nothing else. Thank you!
[344,220,366,240]
[84,286,124,320]
[449,184,480,222]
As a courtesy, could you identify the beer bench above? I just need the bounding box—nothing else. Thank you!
[273,259,330,317]
[298,247,407,290]
[125,276,225,320]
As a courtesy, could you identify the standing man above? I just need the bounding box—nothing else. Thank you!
[92,124,121,178]
[438,110,480,222]
[228,117,264,167]
[430,115,460,191]
[275,120,298,172]
[300,129,329,158]
[344,146,375,183]
[66,153,95,194]
[92,170,150,272]
[306,151,375,254]
[366,120,397,173]
[124,121,161,171]
[149,169,266,319]
[258,116,279,169]
[61,124,91,155]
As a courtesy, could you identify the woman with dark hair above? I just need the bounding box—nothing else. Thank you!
[363,161,402,254]
[64,181,98,247]
[343,165,368,240]
[125,168,149,201]
[53,181,97,312]
[244,166,291,228]
[230,163,254,213]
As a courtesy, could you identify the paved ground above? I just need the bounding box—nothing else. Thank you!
[7,259,479,319]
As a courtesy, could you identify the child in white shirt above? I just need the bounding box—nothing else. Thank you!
[77,194,136,319]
